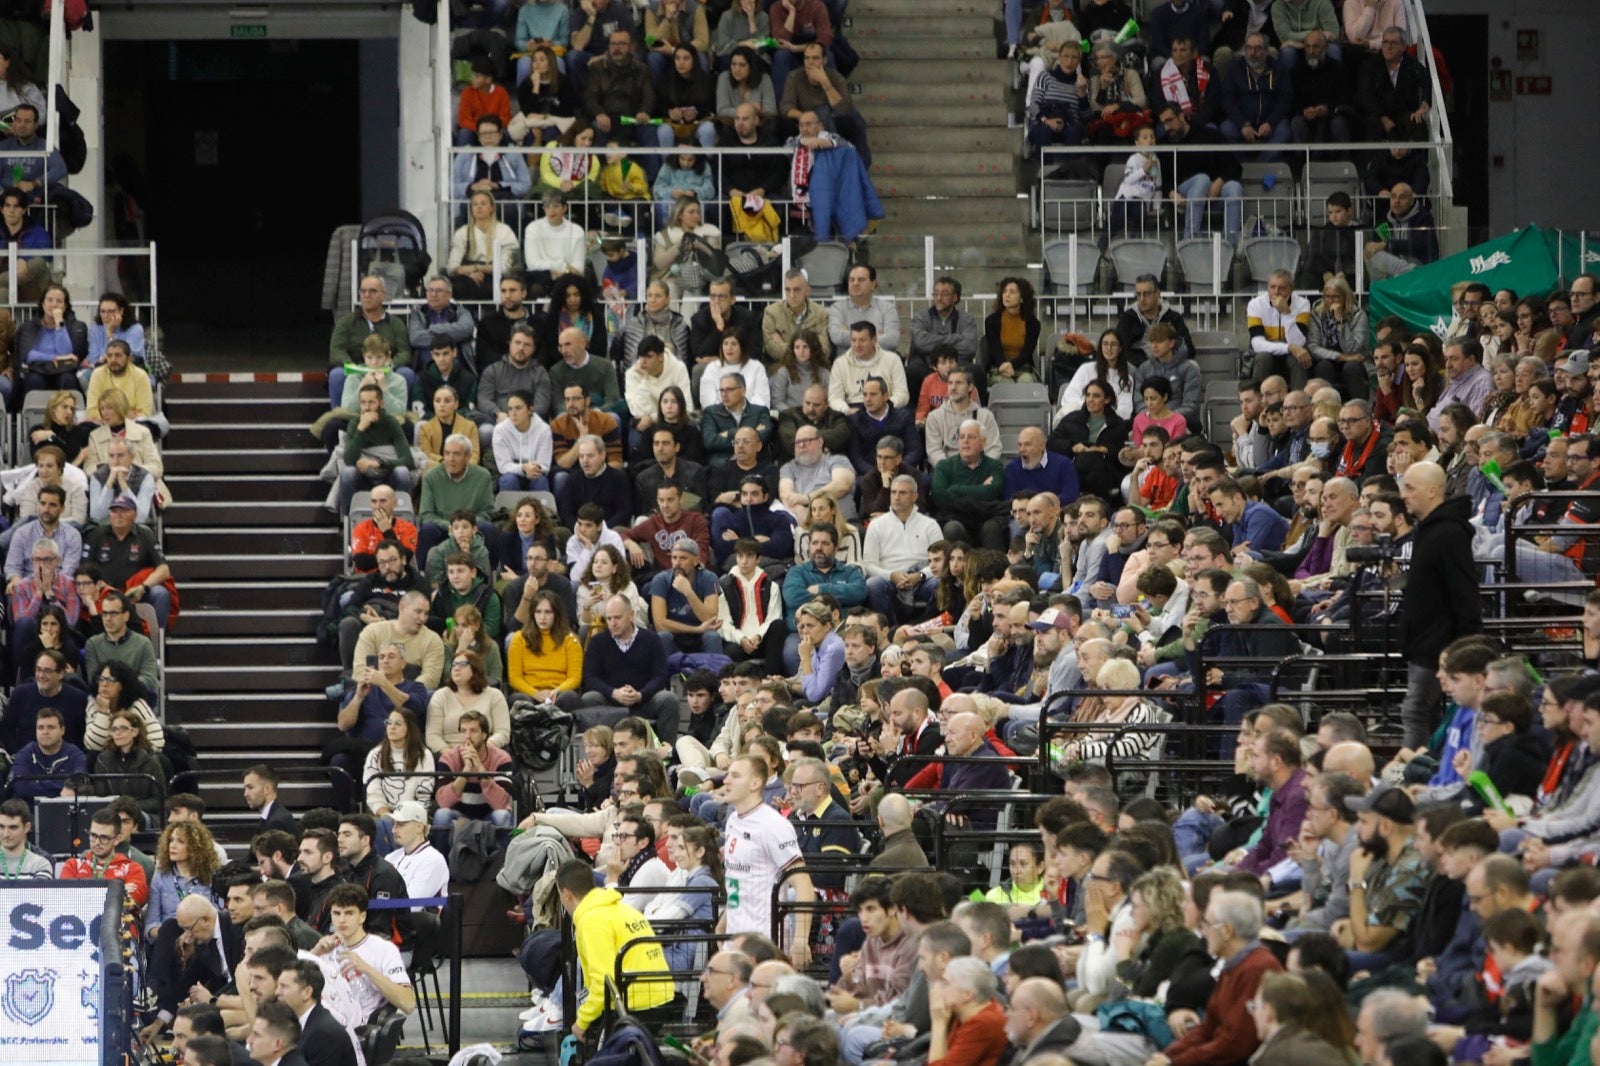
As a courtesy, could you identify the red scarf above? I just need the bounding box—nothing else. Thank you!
[1336,430,1379,479]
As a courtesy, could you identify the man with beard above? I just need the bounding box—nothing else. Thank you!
[1232,728,1308,892]
[1333,785,1430,970]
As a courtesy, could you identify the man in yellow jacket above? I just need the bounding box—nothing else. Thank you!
[556,859,679,1040]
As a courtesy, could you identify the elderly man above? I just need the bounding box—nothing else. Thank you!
[1157,891,1282,1066]
[829,322,910,414]
[925,367,1000,467]
[556,434,631,530]
[408,275,477,371]
[763,269,833,364]
[862,475,941,622]
[147,896,245,1035]
[415,434,496,568]
[551,326,624,418]
[1005,427,1078,510]
[328,275,412,406]
[1355,26,1431,141]
[709,428,781,514]
[930,420,1007,548]
[84,492,173,627]
[1005,979,1081,1061]
[8,535,78,660]
[1246,270,1313,389]
[1288,30,1351,142]
[781,422,857,521]
[703,373,775,463]
[1365,182,1438,279]
[348,484,417,573]
[701,951,756,1030]
[1200,577,1300,740]
[1352,988,1430,1065]
[828,264,900,354]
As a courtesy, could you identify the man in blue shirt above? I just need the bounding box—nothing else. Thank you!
[0,106,66,204]
[647,537,723,658]
[1209,477,1289,554]
[0,184,49,300]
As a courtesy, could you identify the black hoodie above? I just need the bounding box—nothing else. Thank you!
[1399,493,1482,665]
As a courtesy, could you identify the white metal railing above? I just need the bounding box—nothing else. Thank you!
[6,242,160,342]
[1402,0,1454,200]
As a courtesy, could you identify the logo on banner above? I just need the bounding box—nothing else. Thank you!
[2,967,57,1026]
[1470,251,1512,275]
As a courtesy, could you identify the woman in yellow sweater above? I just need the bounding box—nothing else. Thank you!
[506,590,583,700]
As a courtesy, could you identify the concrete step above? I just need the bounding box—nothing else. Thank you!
[165,526,344,556]
[868,125,1018,154]
[885,195,1029,226]
[164,500,334,526]
[871,152,1014,178]
[855,37,1005,61]
[873,173,1019,197]
[168,690,333,725]
[166,634,338,667]
[177,608,323,637]
[166,395,329,424]
[166,474,330,503]
[164,448,329,476]
[175,423,319,449]
[868,102,1003,127]
[851,0,996,16]
[855,59,1008,85]
[173,380,326,400]
[167,663,341,693]
[183,581,332,611]
[169,553,346,581]
[857,81,1005,108]
[185,720,340,751]
[850,14,996,38]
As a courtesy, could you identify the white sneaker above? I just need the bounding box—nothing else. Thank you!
[520,993,550,1021]
[526,1000,565,1033]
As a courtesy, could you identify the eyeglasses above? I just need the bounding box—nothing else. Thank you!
[1336,416,1366,426]
[704,966,738,977]
[451,659,472,667]
[88,832,116,843]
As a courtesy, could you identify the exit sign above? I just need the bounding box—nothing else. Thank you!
[230,23,267,38]
[1516,75,1553,96]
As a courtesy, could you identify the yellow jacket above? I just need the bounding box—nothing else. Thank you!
[572,886,675,1028]
[506,629,583,697]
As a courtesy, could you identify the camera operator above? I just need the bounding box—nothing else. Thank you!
[1397,461,1483,748]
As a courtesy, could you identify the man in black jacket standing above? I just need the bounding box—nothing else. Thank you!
[1398,461,1482,747]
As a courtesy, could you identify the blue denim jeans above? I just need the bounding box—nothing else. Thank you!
[1178,173,1244,244]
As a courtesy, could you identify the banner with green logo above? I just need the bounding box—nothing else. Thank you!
[1368,225,1575,340]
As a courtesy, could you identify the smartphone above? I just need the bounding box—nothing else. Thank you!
[1110,604,1135,619]
[365,655,379,670]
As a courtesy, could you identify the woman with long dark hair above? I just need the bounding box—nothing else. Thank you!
[363,706,436,816]
[1057,329,1136,421]
[541,273,608,359]
[983,277,1041,385]
[83,659,164,753]
[507,590,583,701]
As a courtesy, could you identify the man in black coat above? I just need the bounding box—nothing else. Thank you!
[1398,460,1482,748]
[245,764,300,837]
[1004,978,1084,1064]
[245,1000,313,1066]
[1354,27,1432,140]
[277,959,361,1066]
[146,898,244,1035]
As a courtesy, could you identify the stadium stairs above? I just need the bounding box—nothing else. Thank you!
[159,376,344,842]
[850,0,1032,299]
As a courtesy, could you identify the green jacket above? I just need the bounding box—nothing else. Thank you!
[419,463,495,527]
[427,573,503,638]
[1272,0,1339,42]
[1533,994,1597,1066]
[330,312,413,368]
[549,355,621,409]
[344,413,416,471]
[930,455,1005,512]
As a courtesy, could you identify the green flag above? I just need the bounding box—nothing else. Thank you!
[1369,225,1565,340]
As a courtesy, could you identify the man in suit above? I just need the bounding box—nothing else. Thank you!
[144,896,243,1043]
[172,1005,253,1066]
[246,1000,312,1066]
[277,959,361,1066]
[1003,977,1083,1062]
[244,763,299,837]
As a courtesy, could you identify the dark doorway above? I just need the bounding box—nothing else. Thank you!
[104,40,364,358]
[1427,16,1489,242]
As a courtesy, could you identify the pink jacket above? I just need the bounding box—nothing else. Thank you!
[434,743,515,810]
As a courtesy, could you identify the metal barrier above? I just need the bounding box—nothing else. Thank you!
[366,767,522,821]
[3,242,160,318]
[370,890,466,1057]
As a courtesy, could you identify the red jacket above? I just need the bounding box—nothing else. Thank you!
[351,517,419,572]
[1166,945,1282,1066]
[60,851,150,908]
[931,1000,1007,1066]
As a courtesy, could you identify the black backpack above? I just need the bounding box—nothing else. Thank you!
[509,698,573,773]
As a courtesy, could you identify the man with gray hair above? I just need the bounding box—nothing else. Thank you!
[762,268,833,363]
[329,274,412,406]
[1333,398,1390,481]
[1355,25,1431,141]
[910,277,980,371]
[408,274,477,371]
[557,433,631,529]
[1160,889,1280,1066]
[1352,987,1430,1065]
[780,422,858,520]
[416,433,496,567]
[1246,269,1312,389]
[9,534,75,663]
[930,418,1008,548]
[862,474,942,621]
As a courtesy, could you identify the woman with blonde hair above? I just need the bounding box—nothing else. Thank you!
[1107,866,1206,1000]
[84,387,164,477]
[447,189,522,302]
[651,193,723,303]
[1307,274,1370,399]
[1060,657,1167,764]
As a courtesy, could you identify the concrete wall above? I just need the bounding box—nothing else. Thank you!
[1425,0,1595,238]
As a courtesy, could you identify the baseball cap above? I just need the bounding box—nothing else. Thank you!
[671,536,701,557]
[1343,784,1416,824]
[1026,607,1073,632]
[391,801,428,825]
[109,494,137,511]
[1560,349,1591,375]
